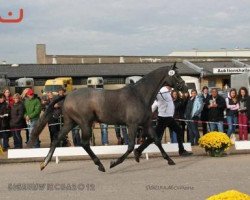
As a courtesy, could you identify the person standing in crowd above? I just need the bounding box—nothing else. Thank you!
[21,88,29,143]
[0,93,10,151]
[10,93,26,149]
[3,88,14,108]
[71,126,82,146]
[24,89,42,148]
[208,88,226,132]
[115,125,129,145]
[136,127,146,144]
[57,87,70,147]
[151,85,192,156]
[226,88,239,137]
[238,87,249,140]
[41,91,62,146]
[200,86,211,135]
[170,90,185,143]
[181,91,190,142]
[3,88,14,146]
[69,88,81,146]
[185,89,203,146]
[100,123,109,145]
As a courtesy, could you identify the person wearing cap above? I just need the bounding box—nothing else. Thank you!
[24,89,41,148]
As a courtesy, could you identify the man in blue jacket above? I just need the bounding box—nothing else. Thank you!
[185,89,203,146]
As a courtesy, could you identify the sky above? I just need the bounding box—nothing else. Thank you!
[0,0,250,64]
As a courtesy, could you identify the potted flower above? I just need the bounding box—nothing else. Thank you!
[207,190,250,200]
[198,131,232,157]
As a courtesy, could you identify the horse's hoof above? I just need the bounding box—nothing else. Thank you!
[110,160,117,168]
[168,160,176,165]
[133,149,141,163]
[98,165,106,172]
[40,162,46,171]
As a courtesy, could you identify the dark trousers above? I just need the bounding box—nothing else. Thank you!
[201,111,209,135]
[48,118,60,145]
[187,116,200,145]
[72,127,81,146]
[1,131,9,149]
[12,130,23,148]
[156,116,185,152]
[25,129,29,143]
[169,121,185,143]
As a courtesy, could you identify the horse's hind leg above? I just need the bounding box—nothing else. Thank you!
[135,126,175,165]
[40,116,74,171]
[80,123,105,172]
[110,124,137,169]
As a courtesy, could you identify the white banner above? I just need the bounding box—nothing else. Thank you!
[213,67,250,74]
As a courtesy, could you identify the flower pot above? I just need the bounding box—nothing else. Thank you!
[208,149,224,157]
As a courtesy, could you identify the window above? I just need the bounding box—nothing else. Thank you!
[208,79,216,87]
[186,83,196,90]
[105,78,125,84]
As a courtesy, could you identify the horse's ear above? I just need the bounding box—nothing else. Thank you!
[171,62,177,70]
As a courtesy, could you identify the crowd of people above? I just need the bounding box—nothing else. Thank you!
[169,86,250,146]
[0,87,70,151]
[0,85,250,152]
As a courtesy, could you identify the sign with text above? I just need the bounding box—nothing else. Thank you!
[213,68,250,74]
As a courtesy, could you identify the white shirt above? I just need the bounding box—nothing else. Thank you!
[152,87,175,117]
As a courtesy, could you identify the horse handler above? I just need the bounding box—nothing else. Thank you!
[134,86,192,159]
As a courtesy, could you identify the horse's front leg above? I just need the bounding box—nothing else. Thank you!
[110,124,137,168]
[80,123,105,172]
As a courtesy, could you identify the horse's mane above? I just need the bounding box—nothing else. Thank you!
[132,65,172,86]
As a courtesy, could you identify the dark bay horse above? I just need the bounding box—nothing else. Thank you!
[28,63,188,172]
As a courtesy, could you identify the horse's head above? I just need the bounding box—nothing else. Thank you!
[165,62,188,93]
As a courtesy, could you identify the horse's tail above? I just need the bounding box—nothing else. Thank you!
[27,95,66,148]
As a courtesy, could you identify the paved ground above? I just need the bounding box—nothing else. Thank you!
[0,154,250,200]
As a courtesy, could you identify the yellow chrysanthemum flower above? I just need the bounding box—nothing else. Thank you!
[207,190,250,200]
[198,132,232,153]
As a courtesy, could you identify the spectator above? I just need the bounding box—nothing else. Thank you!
[136,127,146,144]
[151,86,192,156]
[100,123,109,145]
[43,92,62,146]
[200,86,211,135]
[115,125,129,145]
[21,88,30,100]
[3,88,14,146]
[238,87,248,140]
[3,88,14,108]
[185,89,203,146]
[69,88,82,146]
[0,93,10,151]
[208,88,226,132]
[71,126,81,146]
[246,92,250,140]
[24,89,42,148]
[10,93,26,149]
[20,88,29,143]
[226,88,239,137]
[181,91,190,142]
[56,87,70,147]
[170,90,185,143]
